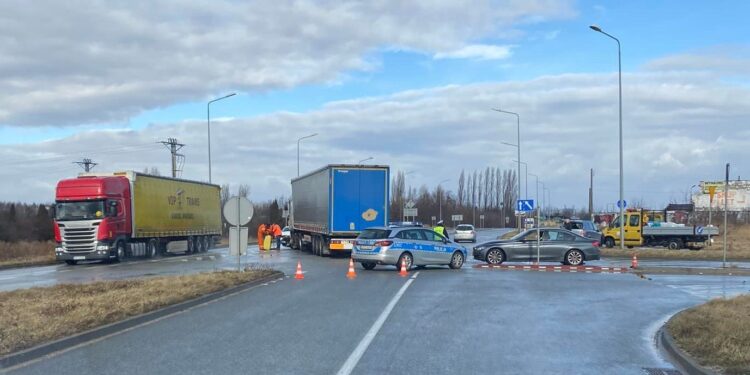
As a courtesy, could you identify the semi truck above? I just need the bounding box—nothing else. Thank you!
[602,208,718,250]
[54,171,221,265]
[289,164,389,256]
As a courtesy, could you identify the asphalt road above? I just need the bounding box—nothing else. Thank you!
[4,229,750,374]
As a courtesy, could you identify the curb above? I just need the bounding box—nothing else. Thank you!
[657,324,717,375]
[473,264,629,273]
[633,267,750,277]
[0,270,285,370]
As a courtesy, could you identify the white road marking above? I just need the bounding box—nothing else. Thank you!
[0,275,17,281]
[336,271,420,375]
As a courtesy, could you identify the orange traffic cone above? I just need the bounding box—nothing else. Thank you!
[294,261,305,280]
[346,258,357,279]
[631,253,638,269]
[399,259,408,277]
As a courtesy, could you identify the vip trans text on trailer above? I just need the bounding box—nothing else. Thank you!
[289,164,389,256]
[54,171,221,265]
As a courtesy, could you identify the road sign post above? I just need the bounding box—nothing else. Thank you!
[223,196,253,271]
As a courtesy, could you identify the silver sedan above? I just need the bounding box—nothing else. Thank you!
[472,228,601,266]
[453,224,476,243]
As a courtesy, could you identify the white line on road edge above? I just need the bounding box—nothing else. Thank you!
[336,271,420,375]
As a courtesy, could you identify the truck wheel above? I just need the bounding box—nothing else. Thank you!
[65,260,78,265]
[115,241,126,262]
[147,239,159,258]
[604,237,615,248]
[668,239,683,250]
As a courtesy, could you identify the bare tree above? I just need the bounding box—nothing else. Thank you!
[457,170,465,206]
[238,184,251,199]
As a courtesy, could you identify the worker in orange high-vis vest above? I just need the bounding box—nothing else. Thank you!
[257,223,267,251]
[271,223,283,249]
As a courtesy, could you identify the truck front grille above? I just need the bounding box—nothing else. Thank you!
[61,225,97,253]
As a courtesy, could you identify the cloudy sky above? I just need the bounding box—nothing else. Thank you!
[1,0,748,210]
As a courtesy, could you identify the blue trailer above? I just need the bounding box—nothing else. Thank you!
[290,164,390,256]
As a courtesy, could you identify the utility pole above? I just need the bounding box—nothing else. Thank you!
[723,163,729,268]
[73,158,97,172]
[161,138,185,178]
[589,169,594,221]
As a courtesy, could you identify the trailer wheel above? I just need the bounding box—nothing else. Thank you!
[668,239,683,250]
[196,237,205,253]
[147,239,159,258]
[203,236,210,252]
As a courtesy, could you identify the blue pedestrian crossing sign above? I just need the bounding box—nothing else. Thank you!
[516,199,535,212]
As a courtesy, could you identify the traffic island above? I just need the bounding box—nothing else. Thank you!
[662,295,750,374]
[0,268,282,368]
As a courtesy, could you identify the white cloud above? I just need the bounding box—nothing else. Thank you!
[434,44,514,60]
[0,0,574,127]
[2,65,748,210]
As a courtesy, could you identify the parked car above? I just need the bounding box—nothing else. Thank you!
[472,228,600,266]
[281,226,291,247]
[563,219,602,241]
[352,227,467,270]
[454,224,476,243]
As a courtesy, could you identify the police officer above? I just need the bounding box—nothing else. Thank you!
[434,220,449,240]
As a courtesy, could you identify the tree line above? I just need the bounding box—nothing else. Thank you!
[0,203,54,242]
[389,167,520,227]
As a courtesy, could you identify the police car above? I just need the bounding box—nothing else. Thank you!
[352,226,467,270]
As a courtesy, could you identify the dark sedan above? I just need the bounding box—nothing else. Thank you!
[473,228,600,266]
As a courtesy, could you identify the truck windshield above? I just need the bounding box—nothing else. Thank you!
[55,201,105,221]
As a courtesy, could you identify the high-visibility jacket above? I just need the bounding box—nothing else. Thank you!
[271,224,282,237]
[434,225,446,237]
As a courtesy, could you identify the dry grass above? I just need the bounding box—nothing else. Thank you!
[0,241,55,268]
[0,269,276,355]
[602,225,750,261]
[668,295,750,374]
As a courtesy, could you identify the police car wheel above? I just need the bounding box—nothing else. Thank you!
[361,262,376,270]
[449,251,464,269]
[397,253,413,271]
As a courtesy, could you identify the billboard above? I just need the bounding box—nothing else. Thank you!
[693,180,750,211]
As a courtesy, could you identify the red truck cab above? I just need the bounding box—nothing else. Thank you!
[54,176,131,264]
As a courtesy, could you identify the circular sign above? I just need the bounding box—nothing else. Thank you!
[223,196,253,226]
[696,226,704,234]
[616,200,627,209]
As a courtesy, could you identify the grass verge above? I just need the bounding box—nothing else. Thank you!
[0,268,277,356]
[668,295,750,374]
[0,241,55,269]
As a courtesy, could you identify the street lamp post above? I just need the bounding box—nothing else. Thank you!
[590,24,625,249]
[207,93,237,183]
[358,157,373,164]
[513,160,529,199]
[438,179,450,222]
[492,109,521,204]
[296,133,318,177]
[529,173,541,264]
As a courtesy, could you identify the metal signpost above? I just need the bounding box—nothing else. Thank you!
[403,201,417,221]
[223,196,253,271]
[516,200,539,263]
